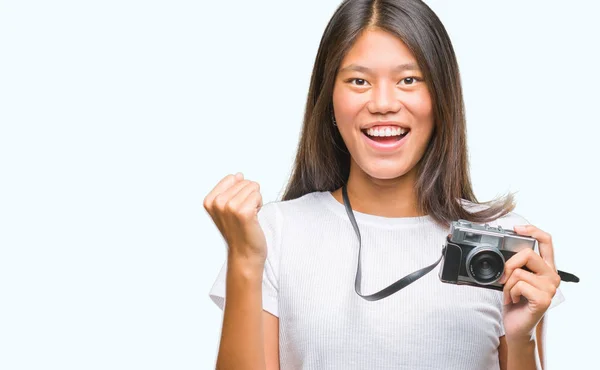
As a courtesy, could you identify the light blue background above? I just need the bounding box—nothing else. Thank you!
[1,0,598,369]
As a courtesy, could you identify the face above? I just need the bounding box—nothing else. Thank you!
[332,28,434,182]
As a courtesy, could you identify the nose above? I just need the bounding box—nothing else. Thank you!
[367,83,402,115]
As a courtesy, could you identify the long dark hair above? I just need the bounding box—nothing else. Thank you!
[280,0,514,228]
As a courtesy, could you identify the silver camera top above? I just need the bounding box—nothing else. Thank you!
[449,219,536,253]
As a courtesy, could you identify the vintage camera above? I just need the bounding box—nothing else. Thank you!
[438,219,536,291]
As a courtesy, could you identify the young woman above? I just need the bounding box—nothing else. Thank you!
[204,0,564,369]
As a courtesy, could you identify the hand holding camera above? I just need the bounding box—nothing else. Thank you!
[203,173,267,267]
[438,220,577,342]
[500,224,562,341]
[500,224,559,305]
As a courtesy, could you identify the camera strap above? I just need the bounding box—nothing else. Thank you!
[342,183,444,301]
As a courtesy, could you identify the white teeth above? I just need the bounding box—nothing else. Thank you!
[366,126,408,137]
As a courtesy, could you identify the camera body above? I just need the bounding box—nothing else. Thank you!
[438,219,537,291]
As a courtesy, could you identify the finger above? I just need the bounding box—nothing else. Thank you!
[509,281,552,310]
[203,173,240,232]
[503,248,554,282]
[227,181,261,214]
[239,190,263,220]
[214,179,253,212]
[508,280,530,304]
[203,172,244,211]
[502,268,554,305]
[514,224,556,270]
[206,178,250,234]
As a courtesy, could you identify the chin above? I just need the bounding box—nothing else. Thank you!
[360,161,415,181]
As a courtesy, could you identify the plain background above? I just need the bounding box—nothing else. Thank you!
[1,0,598,369]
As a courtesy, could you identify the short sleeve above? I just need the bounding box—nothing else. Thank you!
[208,201,282,317]
[492,211,566,336]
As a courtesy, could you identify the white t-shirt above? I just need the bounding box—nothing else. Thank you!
[209,191,564,369]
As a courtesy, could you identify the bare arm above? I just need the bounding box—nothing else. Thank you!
[535,317,546,369]
[204,174,279,369]
[263,311,280,370]
[498,318,546,370]
[216,258,280,370]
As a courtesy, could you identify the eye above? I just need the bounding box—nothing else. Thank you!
[399,77,422,85]
[346,78,370,87]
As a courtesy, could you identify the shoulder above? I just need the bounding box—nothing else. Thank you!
[256,191,327,267]
[257,191,328,233]
[259,191,327,221]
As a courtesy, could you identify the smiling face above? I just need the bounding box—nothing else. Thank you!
[332,28,435,182]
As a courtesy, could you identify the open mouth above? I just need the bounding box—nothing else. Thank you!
[361,127,410,144]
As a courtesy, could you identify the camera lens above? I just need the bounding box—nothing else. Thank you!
[465,246,505,285]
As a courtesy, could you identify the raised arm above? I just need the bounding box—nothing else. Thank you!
[204,173,280,369]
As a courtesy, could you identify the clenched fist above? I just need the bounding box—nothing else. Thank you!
[203,172,267,265]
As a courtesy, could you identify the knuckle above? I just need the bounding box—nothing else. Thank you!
[239,208,255,220]
[553,274,561,286]
[214,194,228,210]
[540,296,552,308]
[224,199,237,213]
[202,197,211,211]
[239,180,251,190]
[521,249,535,261]
[513,268,523,278]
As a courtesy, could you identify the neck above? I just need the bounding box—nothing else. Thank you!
[331,165,424,218]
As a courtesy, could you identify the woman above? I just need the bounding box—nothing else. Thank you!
[204,0,564,368]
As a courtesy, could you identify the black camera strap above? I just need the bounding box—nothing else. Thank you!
[342,183,444,301]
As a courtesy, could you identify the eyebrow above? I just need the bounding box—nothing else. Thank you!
[338,62,421,74]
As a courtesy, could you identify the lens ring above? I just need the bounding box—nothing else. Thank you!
[465,246,505,285]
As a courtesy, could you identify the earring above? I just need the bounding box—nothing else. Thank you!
[331,110,337,126]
